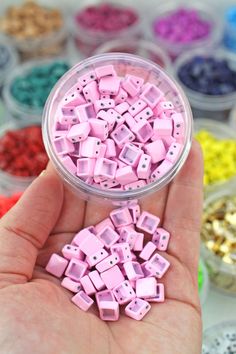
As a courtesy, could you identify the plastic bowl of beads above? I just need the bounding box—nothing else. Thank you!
[94,39,171,71]
[194,118,236,189]
[71,2,142,57]
[201,181,236,295]
[198,259,209,306]
[149,0,222,60]
[42,53,192,204]
[202,320,236,353]
[3,58,71,122]
[0,1,68,61]
[0,35,18,89]
[0,119,48,195]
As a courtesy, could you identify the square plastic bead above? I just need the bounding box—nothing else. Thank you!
[61,277,82,293]
[94,158,117,180]
[140,84,163,108]
[111,243,132,263]
[113,280,136,305]
[72,229,93,247]
[121,74,144,97]
[97,226,120,248]
[116,166,138,185]
[95,65,116,78]
[144,139,166,163]
[78,70,97,86]
[152,228,170,251]
[139,241,156,261]
[96,289,116,305]
[114,87,128,104]
[67,122,90,143]
[146,283,165,302]
[128,99,147,116]
[119,228,138,249]
[99,76,121,95]
[110,207,133,227]
[75,103,96,122]
[94,99,115,113]
[46,254,69,278]
[77,158,96,179]
[150,159,173,182]
[119,143,143,167]
[134,107,153,122]
[80,136,101,158]
[61,156,77,175]
[89,118,109,141]
[95,218,114,233]
[86,249,109,268]
[62,244,84,261]
[54,121,70,137]
[137,154,151,179]
[153,118,172,138]
[125,298,151,320]
[80,275,96,295]
[96,253,120,273]
[136,277,157,298]
[104,138,116,158]
[96,110,116,131]
[100,265,125,289]
[172,113,184,138]
[123,112,137,130]
[115,102,130,115]
[88,270,105,291]
[136,211,160,234]
[155,101,174,116]
[131,120,153,143]
[63,91,86,107]
[110,124,135,147]
[165,142,182,164]
[128,204,141,224]
[53,136,75,155]
[83,81,100,103]
[146,253,170,278]
[141,261,153,277]
[133,233,144,251]
[71,291,94,311]
[123,261,144,281]
[65,258,88,281]
[98,301,119,321]
[79,232,104,256]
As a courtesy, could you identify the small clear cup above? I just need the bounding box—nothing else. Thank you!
[174,48,236,120]
[42,53,192,205]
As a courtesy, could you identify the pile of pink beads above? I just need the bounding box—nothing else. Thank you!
[75,3,138,32]
[153,8,211,44]
[53,64,185,191]
[46,204,170,321]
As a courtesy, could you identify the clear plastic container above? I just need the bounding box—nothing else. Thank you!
[71,1,142,57]
[173,48,236,120]
[199,258,209,306]
[94,39,171,71]
[3,58,71,123]
[149,0,222,60]
[42,53,193,205]
[201,181,236,296]
[0,1,68,61]
[202,320,236,353]
[0,35,18,89]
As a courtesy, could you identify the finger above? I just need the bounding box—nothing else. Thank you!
[163,140,204,276]
[0,168,63,288]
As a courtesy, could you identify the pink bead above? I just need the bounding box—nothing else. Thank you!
[110,207,133,227]
[166,142,182,163]
[95,218,114,233]
[89,270,105,291]
[64,82,82,96]
[89,118,109,141]
[123,261,144,280]
[124,112,136,130]
[98,76,121,95]
[119,228,138,249]
[110,124,135,147]
[63,90,86,107]
[80,275,96,295]
[133,232,144,251]
[140,84,163,108]
[61,277,82,293]
[119,143,143,167]
[155,101,174,116]
[94,99,115,113]
[96,110,116,131]
[134,107,153,122]
[144,139,166,163]
[83,81,100,103]
[162,136,176,149]
[80,136,101,158]
[96,252,120,272]
[62,244,84,261]
[128,99,147,116]
[152,228,170,251]
[94,158,117,180]
[125,298,151,320]
[113,87,128,104]
[121,75,144,97]
[153,118,172,138]
[150,159,173,182]
[46,253,69,278]
[136,211,160,234]
[97,226,120,248]
[78,70,97,86]
[131,120,153,143]
[111,243,132,263]
[141,261,154,277]
[65,258,88,281]
[95,65,116,79]
[98,301,119,321]
[75,103,96,123]
[100,265,125,289]
[116,166,138,185]
[136,277,157,298]
[72,229,93,247]
[137,153,151,179]
[86,248,109,267]
[77,158,96,178]
[128,204,141,224]
[72,291,94,311]
[53,136,75,155]
[115,102,129,115]
[139,241,156,261]
[100,179,120,189]
[172,113,184,138]
[113,280,136,304]
[96,289,116,304]
[79,232,104,256]
[104,138,116,158]
[67,122,90,143]
[53,121,70,137]
[146,283,165,302]
[146,253,170,278]
[60,156,77,175]
[58,112,78,125]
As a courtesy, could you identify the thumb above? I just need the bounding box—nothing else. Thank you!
[0,167,63,289]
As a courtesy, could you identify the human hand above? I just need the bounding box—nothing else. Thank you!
[0,141,203,354]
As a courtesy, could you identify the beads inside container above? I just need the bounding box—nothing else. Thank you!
[202,321,236,354]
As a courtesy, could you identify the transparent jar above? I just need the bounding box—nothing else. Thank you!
[0,35,18,90]
[94,39,171,71]
[42,53,192,205]
[201,181,236,296]
[3,58,71,123]
[149,0,222,60]
[202,320,236,353]
[71,1,142,57]
[174,48,236,120]
[0,1,68,61]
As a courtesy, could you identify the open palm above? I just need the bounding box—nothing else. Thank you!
[0,141,203,354]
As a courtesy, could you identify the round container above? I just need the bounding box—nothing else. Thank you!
[0,1,68,61]
[174,48,236,120]
[71,1,142,57]
[202,320,236,353]
[194,118,236,190]
[201,181,236,296]
[0,119,48,195]
[0,35,18,89]
[3,58,71,123]
[149,0,222,60]
[43,53,192,204]
[94,39,171,71]
[198,258,209,306]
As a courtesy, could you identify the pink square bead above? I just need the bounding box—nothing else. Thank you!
[72,291,94,311]
[121,75,144,97]
[110,207,133,227]
[95,218,114,233]
[98,301,119,321]
[133,233,144,252]
[60,105,77,119]
[80,275,96,295]
[128,204,141,224]
[116,166,138,185]
[153,118,172,138]
[80,136,101,158]
[65,258,88,281]
[165,142,182,163]
[99,76,121,95]
[97,226,120,249]
[136,211,160,234]
[94,158,117,180]
[146,283,165,302]
[104,138,116,158]
[72,229,93,247]
[132,120,153,143]
[125,298,151,320]
[119,143,143,167]
[162,136,176,149]
[150,159,173,182]
[119,228,138,249]
[113,280,136,304]
[61,277,82,293]
[54,121,70,137]
[144,139,166,163]
[115,102,129,115]
[89,118,109,141]
[77,158,96,179]
[146,253,170,278]
[100,265,125,289]
[67,122,90,143]
[96,110,116,131]
[152,228,170,251]
[111,243,132,263]
[89,270,105,291]
[155,101,174,116]
[100,179,119,189]
[123,261,144,281]
[141,261,153,277]
[137,154,151,179]
[128,99,147,116]
[134,107,153,122]
[86,248,109,267]
[61,156,77,175]
[95,65,116,79]
[113,87,128,104]
[64,82,82,96]
[136,277,157,298]
[140,84,163,108]
[79,232,104,256]
[94,99,115,113]
[123,112,137,130]
[96,253,120,273]
[53,136,74,155]
[46,253,68,278]
[139,241,156,261]
[172,113,184,138]
[96,289,116,304]
[78,70,97,86]
[62,244,84,261]
[83,81,100,103]
[63,90,86,107]
[110,124,135,147]
[75,103,96,122]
